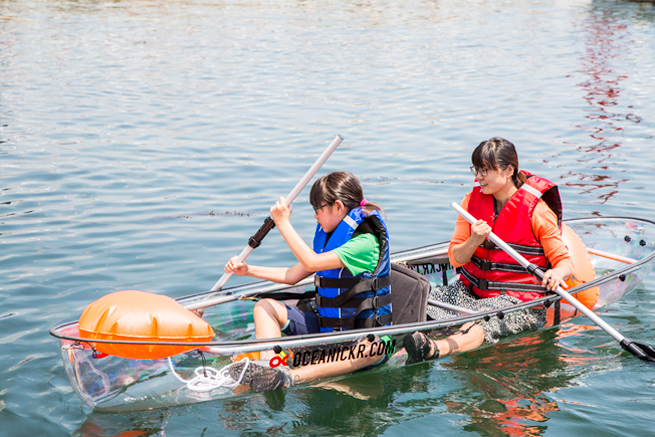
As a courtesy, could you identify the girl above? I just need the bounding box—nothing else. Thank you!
[225,171,392,391]
[404,137,574,363]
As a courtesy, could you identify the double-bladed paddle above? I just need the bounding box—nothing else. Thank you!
[451,202,655,362]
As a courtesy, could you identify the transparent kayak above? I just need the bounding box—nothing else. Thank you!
[50,217,655,412]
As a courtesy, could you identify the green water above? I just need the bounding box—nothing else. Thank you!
[2,0,655,435]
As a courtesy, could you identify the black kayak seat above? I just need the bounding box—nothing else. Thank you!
[389,262,431,325]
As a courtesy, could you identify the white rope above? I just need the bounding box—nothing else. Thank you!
[167,356,250,393]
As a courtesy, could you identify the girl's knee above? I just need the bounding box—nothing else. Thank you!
[253,298,268,310]
[254,299,275,317]
[254,299,287,325]
[254,298,278,311]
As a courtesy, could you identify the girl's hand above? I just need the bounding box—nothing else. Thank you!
[270,197,292,224]
[541,267,568,291]
[469,219,491,246]
[224,256,249,276]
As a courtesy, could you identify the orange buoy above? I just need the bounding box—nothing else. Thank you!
[78,290,215,359]
[561,224,599,310]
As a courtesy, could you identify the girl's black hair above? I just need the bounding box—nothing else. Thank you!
[309,171,382,215]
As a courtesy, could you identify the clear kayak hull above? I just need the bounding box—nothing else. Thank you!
[51,217,655,411]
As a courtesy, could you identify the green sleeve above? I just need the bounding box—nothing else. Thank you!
[332,233,380,277]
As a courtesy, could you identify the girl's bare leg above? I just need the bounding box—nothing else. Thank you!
[253,299,288,358]
[289,339,383,384]
[433,323,485,357]
[251,301,388,384]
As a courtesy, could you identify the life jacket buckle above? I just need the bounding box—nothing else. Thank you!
[482,240,495,250]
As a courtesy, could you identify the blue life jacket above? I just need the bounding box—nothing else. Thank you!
[312,207,392,332]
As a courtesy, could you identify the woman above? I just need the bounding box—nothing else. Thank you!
[404,137,574,362]
[225,171,393,391]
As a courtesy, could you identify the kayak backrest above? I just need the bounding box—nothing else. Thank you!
[390,263,431,325]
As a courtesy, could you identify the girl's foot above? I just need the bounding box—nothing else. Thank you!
[403,331,439,364]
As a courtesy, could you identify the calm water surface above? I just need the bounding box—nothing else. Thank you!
[2,0,655,435]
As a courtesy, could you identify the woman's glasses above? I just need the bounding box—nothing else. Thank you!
[313,203,330,212]
[470,166,493,177]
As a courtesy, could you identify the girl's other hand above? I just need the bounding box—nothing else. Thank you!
[225,256,249,276]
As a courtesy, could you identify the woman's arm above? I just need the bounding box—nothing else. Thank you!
[533,201,574,291]
[448,194,481,267]
[449,195,491,266]
[451,219,491,265]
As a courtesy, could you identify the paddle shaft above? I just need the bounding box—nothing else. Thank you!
[450,202,653,359]
[428,299,477,315]
[210,135,343,293]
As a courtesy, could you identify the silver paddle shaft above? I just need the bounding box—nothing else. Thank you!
[428,299,478,315]
[450,201,626,344]
[210,135,343,292]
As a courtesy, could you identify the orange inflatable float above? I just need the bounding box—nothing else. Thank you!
[561,223,598,310]
[78,290,215,359]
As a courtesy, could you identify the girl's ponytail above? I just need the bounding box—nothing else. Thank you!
[358,197,382,215]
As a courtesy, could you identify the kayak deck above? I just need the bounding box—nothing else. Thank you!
[51,217,655,411]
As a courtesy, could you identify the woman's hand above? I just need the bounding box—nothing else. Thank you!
[270,197,292,225]
[469,219,491,246]
[224,256,249,276]
[541,267,569,291]
[452,219,493,265]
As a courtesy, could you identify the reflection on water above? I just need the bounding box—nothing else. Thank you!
[74,365,434,436]
[565,1,650,204]
[3,0,655,436]
[568,3,630,202]
[440,328,594,437]
[74,409,174,437]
